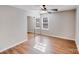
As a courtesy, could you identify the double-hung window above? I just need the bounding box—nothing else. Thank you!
[35,18,40,29]
[41,13,49,30]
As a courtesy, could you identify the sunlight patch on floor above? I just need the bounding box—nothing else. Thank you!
[33,42,47,52]
[33,36,47,52]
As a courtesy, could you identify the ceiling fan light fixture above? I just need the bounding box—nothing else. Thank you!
[40,10,47,14]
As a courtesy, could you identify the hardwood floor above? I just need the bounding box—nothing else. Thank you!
[0,32,78,54]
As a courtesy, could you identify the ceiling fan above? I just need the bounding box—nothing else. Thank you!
[40,5,58,14]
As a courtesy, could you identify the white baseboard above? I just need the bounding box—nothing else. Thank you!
[0,39,28,52]
[50,34,74,41]
[28,32,75,41]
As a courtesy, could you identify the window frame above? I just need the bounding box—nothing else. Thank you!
[41,13,49,30]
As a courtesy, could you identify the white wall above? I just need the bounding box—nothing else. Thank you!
[48,10,75,40]
[27,10,75,40]
[76,6,79,51]
[0,6,27,51]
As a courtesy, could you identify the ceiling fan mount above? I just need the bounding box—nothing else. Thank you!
[41,5,47,11]
[41,5,58,13]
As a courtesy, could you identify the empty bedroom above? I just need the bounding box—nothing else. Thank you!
[0,5,78,54]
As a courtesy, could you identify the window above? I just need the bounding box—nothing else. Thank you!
[35,13,49,30]
[41,14,49,30]
[43,17,48,29]
[35,18,40,29]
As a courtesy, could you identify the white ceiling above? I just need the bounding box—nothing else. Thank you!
[12,5,77,11]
